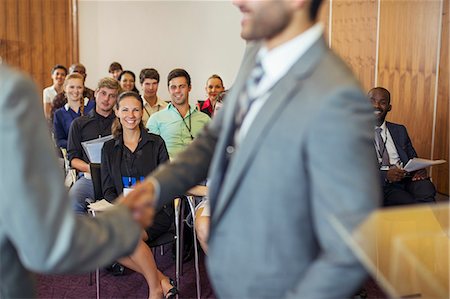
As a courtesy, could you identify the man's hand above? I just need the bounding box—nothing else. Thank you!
[118,180,156,228]
[412,168,428,181]
[386,167,406,183]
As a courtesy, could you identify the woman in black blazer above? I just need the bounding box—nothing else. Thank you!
[101,91,177,299]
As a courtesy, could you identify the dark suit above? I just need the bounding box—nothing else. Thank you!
[381,122,436,206]
[149,37,381,298]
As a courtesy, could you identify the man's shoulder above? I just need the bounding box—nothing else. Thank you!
[386,122,407,131]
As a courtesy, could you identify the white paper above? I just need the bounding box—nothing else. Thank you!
[403,158,446,172]
[81,135,113,163]
[88,199,114,212]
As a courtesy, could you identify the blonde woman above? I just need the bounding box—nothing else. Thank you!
[53,73,94,149]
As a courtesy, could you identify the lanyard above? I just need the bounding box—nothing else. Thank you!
[176,105,194,140]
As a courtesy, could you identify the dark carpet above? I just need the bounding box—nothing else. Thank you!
[37,247,387,299]
[37,246,216,299]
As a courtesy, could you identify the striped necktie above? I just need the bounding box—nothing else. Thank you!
[375,127,390,166]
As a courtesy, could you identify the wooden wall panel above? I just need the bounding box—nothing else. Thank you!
[432,0,449,195]
[0,0,78,92]
[377,0,441,160]
[331,0,378,91]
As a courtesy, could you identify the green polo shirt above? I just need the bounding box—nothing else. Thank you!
[146,103,210,159]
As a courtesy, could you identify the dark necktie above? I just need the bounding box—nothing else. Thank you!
[375,127,390,166]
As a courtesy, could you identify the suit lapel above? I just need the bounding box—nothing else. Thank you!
[212,38,328,223]
[386,122,408,164]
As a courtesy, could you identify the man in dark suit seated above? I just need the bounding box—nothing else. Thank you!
[368,87,436,206]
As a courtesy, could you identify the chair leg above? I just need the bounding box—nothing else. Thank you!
[96,267,100,299]
[187,196,201,299]
[174,198,181,289]
[179,198,186,275]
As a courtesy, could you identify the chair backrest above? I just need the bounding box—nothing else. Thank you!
[89,163,103,201]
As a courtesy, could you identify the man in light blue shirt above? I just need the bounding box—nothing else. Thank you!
[146,68,210,159]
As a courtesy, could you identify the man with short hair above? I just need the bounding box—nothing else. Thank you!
[146,68,210,159]
[129,0,380,297]
[67,77,119,213]
[69,63,95,100]
[368,87,436,206]
[139,68,167,125]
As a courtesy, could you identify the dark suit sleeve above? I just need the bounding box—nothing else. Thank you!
[101,143,119,202]
[401,125,418,159]
[53,110,67,149]
[67,118,83,162]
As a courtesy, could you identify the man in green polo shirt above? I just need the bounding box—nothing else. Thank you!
[146,68,210,159]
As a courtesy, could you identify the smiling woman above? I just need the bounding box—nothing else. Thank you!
[102,91,177,299]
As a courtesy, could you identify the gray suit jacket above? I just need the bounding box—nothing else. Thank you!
[0,65,141,298]
[153,38,381,298]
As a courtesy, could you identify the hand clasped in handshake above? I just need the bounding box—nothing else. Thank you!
[118,179,157,228]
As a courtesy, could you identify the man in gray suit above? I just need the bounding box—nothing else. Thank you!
[127,0,380,297]
[0,64,153,297]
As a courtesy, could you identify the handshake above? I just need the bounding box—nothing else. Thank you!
[117,179,157,228]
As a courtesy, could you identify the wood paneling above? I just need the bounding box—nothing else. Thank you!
[331,0,378,91]
[377,0,441,160]
[432,0,449,195]
[0,0,78,92]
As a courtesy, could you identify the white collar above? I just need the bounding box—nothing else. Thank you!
[376,121,387,131]
[142,96,164,108]
[256,23,324,91]
[64,97,90,111]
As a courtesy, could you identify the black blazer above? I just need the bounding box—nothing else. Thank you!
[380,122,418,184]
[101,129,169,202]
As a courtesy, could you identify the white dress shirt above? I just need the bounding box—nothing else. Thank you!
[237,23,324,145]
[375,121,401,167]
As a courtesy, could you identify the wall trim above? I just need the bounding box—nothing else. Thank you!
[374,0,381,87]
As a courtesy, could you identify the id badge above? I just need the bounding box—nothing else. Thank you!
[123,187,133,196]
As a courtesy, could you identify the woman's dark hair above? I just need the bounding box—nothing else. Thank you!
[51,64,67,75]
[117,70,139,93]
[111,91,145,138]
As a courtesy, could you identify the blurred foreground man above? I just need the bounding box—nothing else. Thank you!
[0,64,149,298]
[127,0,380,298]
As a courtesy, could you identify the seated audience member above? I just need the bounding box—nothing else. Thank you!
[50,63,95,120]
[109,61,123,80]
[101,91,177,299]
[67,78,119,213]
[53,73,95,149]
[118,70,140,94]
[368,87,436,206]
[198,74,225,117]
[139,68,167,125]
[43,64,67,120]
[69,63,95,100]
[146,68,210,159]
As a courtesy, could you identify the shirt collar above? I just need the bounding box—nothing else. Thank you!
[64,97,91,111]
[376,121,387,131]
[167,103,198,116]
[114,128,151,147]
[142,96,165,108]
[257,23,324,89]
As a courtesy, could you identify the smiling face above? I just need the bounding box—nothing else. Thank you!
[168,76,191,107]
[95,87,118,115]
[368,88,391,126]
[64,78,84,102]
[120,73,135,92]
[205,77,224,101]
[52,68,67,87]
[115,96,143,131]
[142,78,159,98]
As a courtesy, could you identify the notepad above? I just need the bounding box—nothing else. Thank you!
[81,135,113,163]
[88,199,114,212]
[403,158,446,172]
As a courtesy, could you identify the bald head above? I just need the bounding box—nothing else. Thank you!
[69,63,87,81]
